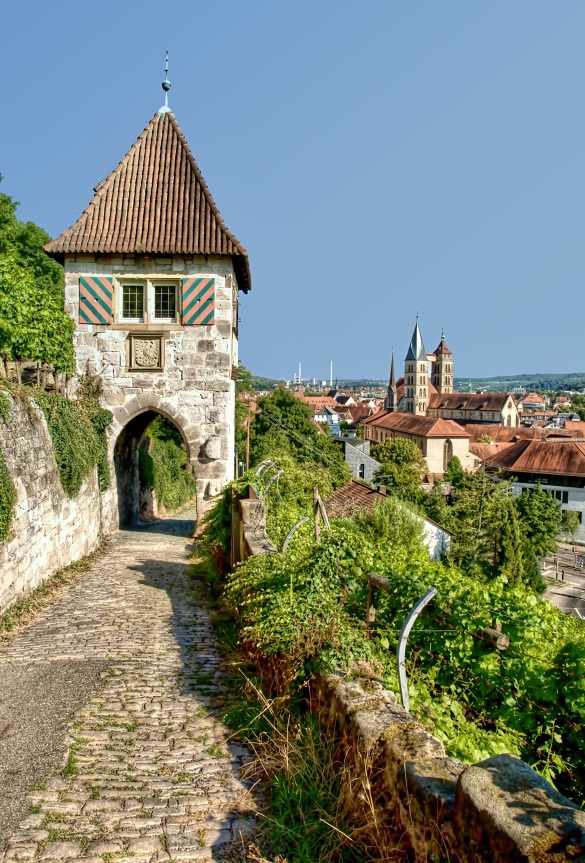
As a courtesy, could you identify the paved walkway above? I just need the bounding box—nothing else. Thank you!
[0,509,255,863]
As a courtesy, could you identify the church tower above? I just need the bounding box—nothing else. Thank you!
[431,331,453,394]
[404,318,428,415]
[384,349,397,411]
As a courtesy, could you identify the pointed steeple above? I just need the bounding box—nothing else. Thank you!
[405,315,427,362]
[403,315,429,415]
[384,348,397,411]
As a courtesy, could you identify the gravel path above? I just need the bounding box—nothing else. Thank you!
[0,509,256,863]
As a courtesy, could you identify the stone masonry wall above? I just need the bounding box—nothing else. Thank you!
[64,253,237,516]
[0,396,108,614]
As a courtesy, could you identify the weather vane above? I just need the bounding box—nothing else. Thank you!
[160,50,171,113]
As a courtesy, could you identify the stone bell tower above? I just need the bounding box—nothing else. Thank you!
[403,318,428,415]
[44,68,251,522]
[431,331,453,394]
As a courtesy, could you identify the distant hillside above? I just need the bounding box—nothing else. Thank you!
[453,373,585,393]
[251,373,585,393]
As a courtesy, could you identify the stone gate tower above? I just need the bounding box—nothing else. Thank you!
[44,95,250,524]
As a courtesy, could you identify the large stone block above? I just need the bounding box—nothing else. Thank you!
[454,755,585,862]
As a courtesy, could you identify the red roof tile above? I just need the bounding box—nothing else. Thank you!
[428,393,511,411]
[484,438,585,477]
[362,411,470,438]
[324,481,387,518]
[469,441,516,461]
[44,111,251,292]
[464,424,575,442]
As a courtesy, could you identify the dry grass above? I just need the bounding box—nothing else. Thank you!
[220,672,408,863]
[0,538,107,649]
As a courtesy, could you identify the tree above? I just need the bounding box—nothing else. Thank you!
[560,509,581,540]
[235,363,255,462]
[0,178,73,377]
[515,485,562,556]
[445,455,465,488]
[372,438,427,502]
[422,481,454,530]
[0,176,64,300]
[0,254,74,377]
[250,388,350,488]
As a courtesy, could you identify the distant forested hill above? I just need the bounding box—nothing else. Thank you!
[250,373,585,393]
[453,373,585,392]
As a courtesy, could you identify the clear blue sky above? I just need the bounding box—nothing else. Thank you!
[2,1,584,381]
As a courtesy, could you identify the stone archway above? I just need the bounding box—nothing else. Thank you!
[112,403,194,527]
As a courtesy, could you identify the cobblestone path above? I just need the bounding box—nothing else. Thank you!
[0,509,256,863]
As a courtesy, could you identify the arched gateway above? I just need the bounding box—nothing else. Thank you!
[44,96,251,526]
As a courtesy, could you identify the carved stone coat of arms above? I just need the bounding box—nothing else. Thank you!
[129,334,164,371]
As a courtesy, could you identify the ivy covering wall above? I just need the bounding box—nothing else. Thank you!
[139,416,195,513]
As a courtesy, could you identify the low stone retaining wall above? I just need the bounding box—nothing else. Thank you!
[232,487,585,861]
[0,396,115,613]
[314,668,585,862]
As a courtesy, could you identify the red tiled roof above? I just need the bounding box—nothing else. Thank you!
[563,420,584,431]
[324,481,387,519]
[428,393,511,411]
[469,441,516,461]
[484,438,585,477]
[464,424,575,442]
[433,338,452,356]
[294,394,338,409]
[522,393,545,403]
[362,411,470,438]
[44,111,251,292]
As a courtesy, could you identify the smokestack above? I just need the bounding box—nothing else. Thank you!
[330,361,333,387]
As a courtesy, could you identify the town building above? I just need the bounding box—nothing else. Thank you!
[484,438,585,543]
[520,393,547,411]
[330,437,381,483]
[362,318,513,475]
[44,80,249,523]
[362,412,474,474]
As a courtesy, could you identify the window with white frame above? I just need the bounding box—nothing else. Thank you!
[122,283,145,321]
[119,280,178,323]
[153,284,177,320]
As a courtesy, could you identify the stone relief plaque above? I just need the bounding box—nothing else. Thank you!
[129,334,164,371]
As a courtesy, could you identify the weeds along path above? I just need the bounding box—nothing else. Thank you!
[0,508,256,862]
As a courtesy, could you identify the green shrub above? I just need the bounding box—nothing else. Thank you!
[0,444,16,542]
[139,416,195,514]
[34,389,112,497]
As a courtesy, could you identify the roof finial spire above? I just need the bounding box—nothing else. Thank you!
[441,328,445,340]
[160,49,171,114]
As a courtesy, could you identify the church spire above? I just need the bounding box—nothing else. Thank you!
[385,348,397,411]
[403,315,429,415]
[405,317,427,362]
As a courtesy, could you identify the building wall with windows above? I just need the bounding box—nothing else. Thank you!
[64,252,238,505]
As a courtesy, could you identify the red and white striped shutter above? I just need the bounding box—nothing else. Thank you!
[78,277,113,324]
[181,277,216,326]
